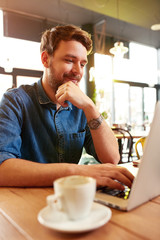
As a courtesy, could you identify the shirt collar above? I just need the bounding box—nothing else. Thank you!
[37,79,72,110]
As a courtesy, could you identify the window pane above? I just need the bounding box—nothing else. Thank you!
[113,57,131,81]
[130,87,143,129]
[16,76,39,87]
[0,74,13,100]
[1,37,43,71]
[114,83,129,124]
[129,42,157,85]
[144,87,156,125]
[94,53,113,125]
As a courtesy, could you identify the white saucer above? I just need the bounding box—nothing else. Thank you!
[37,202,112,233]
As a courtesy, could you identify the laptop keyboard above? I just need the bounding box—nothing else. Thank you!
[97,186,131,200]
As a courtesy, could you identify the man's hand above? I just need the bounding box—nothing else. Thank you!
[55,81,92,109]
[78,163,134,190]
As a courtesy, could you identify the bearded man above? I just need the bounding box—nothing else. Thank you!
[0,25,133,189]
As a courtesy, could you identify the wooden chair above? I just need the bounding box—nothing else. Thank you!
[135,136,147,159]
[112,127,133,163]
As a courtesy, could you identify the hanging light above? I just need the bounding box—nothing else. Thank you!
[109,0,128,58]
[151,24,160,31]
[109,41,128,57]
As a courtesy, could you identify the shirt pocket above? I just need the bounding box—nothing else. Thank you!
[66,130,86,163]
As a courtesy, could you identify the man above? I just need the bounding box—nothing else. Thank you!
[0,25,134,189]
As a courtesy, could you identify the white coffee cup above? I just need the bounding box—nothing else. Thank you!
[46,175,96,221]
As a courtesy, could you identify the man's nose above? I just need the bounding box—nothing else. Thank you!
[72,63,81,75]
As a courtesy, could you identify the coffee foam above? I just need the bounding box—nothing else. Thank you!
[58,176,91,187]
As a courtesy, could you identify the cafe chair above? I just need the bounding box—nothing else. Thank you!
[111,127,133,163]
[135,136,146,159]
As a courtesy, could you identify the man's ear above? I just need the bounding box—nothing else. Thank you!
[41,51,50,68]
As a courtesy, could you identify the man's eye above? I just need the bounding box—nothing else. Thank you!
[81,63,86,67]
[65,59,73,63]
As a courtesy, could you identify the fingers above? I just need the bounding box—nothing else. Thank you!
[55,81,75,106]
[81,164,134,190]
[124,168,134,182]
[116,167,134,186]
[55,85,69,107]
[55,81,86,109]
[55,84,66,99]
[56,81,76,96]
[99,169,133,190]
[98,178,126,191]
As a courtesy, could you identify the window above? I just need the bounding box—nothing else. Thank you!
[94,53,112,124]
[144,87,156,124]
[94,42,158,127]
[1,37,43,71]
[114,83,129,124]
[0,74,13,100]
[0,10,43,98]
[129,42,157,85]
[130,86,143,129]
[17,76,39,87]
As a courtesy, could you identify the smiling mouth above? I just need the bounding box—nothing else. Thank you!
[64,77,80,85]
[70,79,78,84]
[64,73,81,82]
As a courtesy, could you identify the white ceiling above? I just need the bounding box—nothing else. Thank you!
[0,0,160,48]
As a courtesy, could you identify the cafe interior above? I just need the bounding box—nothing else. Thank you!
[1,0,160,163]
[0,1,160,239]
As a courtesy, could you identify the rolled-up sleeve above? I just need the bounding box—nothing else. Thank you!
[0,91,23,164]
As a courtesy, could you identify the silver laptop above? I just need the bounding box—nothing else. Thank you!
[95,101,160,211]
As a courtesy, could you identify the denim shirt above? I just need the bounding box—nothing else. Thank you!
[0,79,98,164]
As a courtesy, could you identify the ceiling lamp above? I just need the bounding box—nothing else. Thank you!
[151,24,160,31]
[109,0,128,58]
[109,41,128,57]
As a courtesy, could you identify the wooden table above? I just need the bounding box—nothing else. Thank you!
[114,131,148,140]
[114,130,148,162]
[0,167,160,239]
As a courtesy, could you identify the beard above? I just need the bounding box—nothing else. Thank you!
[47,64,81,93]
[47,66,64,93]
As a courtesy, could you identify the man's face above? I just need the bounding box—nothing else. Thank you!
[47,40,88,92]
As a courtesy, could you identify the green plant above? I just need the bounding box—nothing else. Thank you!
[101,111,108,119]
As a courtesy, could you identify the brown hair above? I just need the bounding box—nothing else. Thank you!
[40,25,92,56]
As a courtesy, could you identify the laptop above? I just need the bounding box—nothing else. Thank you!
[95,101,160,211]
